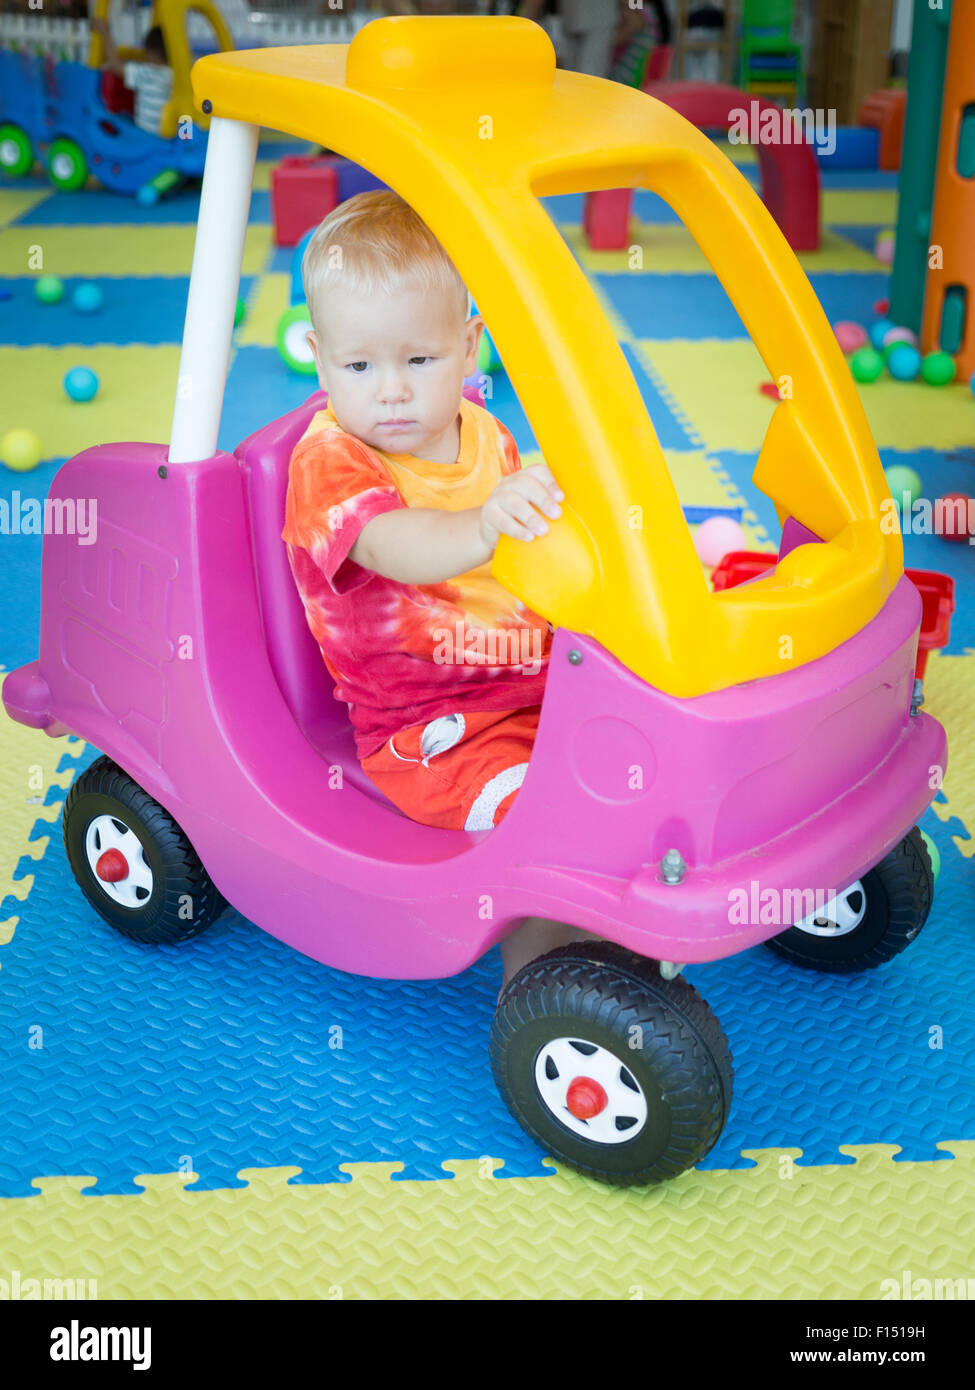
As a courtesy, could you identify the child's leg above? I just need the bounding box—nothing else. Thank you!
[360,706,540,831]
[499,917,603,993]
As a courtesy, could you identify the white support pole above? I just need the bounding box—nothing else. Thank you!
[169,116,259,464]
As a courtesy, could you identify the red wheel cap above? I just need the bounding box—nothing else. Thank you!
[95,848,128,882]
[566,1076,608,1120]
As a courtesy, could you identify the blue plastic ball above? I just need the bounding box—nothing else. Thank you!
[63,366,99,402]
[886,343,922,381]
[870,317,894,352]
[71,282,103,314]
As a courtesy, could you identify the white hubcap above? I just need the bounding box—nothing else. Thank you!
[85,814,154,910]
[1,138,20,166]
[534,1036,648,1144]
[52,152,74,180]
[794,881,867,938]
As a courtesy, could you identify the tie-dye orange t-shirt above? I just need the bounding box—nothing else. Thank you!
[282,396,552,759]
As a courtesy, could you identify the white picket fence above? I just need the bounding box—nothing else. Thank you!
[0,2,493,63]
[0,14,90,63]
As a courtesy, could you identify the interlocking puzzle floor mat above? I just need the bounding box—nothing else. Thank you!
[2,136,974,1298]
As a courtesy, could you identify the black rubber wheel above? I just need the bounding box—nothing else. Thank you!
[62,755,226,944]
[764,827,934,973]
[490,940,733,1187]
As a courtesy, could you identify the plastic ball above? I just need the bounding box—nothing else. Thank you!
[478,330,500,375]
[850,347,885,383]
[886,344,922,381]
[869,318,894,351]
[934,492,972,541]
[1,427,42,472]
[63,366,99,402]
[884,465,922,511]
[693,515,746,567]
[919,830,941,882]
[834,320,868,354]
[34,274,64,304]
[921,351,956,386]
[882,326,917,352]
[234,295,246,327]
[874,231,895,265]
[71,281,103,314]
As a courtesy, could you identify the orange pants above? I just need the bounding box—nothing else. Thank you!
[360,706,540,830]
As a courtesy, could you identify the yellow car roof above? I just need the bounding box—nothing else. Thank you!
[192,17,900,698]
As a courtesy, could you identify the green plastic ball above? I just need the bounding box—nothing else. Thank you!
[919,829,940,882]
[884,465,922,511]
[850,346,885,383]
[234,295,246,327]
[921,351,956,386]
[478,330,499,374]
[1,427,42,472]
[34,274,64,304]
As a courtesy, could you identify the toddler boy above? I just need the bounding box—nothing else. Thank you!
[282,190,564,831]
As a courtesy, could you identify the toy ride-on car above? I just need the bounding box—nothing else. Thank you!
[3,16,946,1187]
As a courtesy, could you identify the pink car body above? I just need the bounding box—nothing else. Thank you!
[2,387,946,978]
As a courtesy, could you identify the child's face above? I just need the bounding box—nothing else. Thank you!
[307,281,482,458]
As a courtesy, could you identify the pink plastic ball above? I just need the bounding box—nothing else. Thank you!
[834,321,868,354]
[882,327,918,351]
[694,516,746,567]
[875,231,895,265]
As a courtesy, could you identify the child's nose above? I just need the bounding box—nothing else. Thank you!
[377,374,410,402]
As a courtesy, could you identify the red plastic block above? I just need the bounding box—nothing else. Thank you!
[583,188,634,251]
[858,89,907,172]
[272,156,340,247]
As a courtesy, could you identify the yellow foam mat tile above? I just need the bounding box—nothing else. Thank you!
[637,338,770,454]
[1,345,186,457]
[0,717,84,947]
[565,224,879,276]
[0,224,271,278]
[822,189,897,227]
[638,339,975,455]
[2,1145,972,1299]
[236,271,289,348]
[853,378,975,451]
[922,651,975,856]
[252,162,272,193]
[0,187,51,229]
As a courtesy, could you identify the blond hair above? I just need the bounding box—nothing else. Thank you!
[302,189,471,332]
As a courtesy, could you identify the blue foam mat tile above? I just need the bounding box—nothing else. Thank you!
[598,270,890,343]
[819,170,900,191]
[619,340,698,450]
[808,271,891,327]
[14,190,271,228]
[1,456,68,670]
[1,766,971,1193]
[598,271,746,341]
[217,346,325,456]
[829,223,886,255]
[0,275,257,345]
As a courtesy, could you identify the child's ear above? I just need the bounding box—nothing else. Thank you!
[307,330,327,392]
[464,315,484,376]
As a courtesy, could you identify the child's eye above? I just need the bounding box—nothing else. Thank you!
[348,362,369,373]
[409,356,430,366]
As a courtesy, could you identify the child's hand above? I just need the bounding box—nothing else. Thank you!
[479,463,564,550]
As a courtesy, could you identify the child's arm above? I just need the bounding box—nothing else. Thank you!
[350,462,563,586]
[90,17,124,74]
